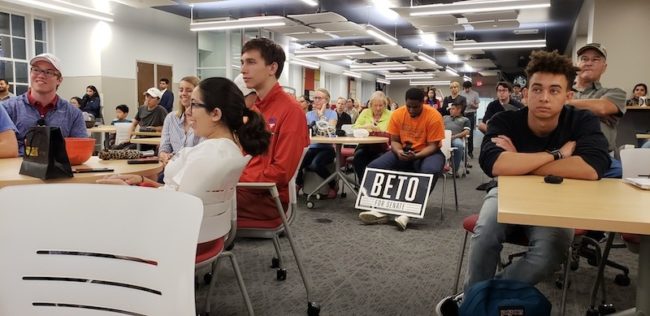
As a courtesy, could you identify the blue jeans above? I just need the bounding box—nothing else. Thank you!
[451,138,465,172]
[367,150,445,190]
[296,147,336,187]
[464,188,573,291]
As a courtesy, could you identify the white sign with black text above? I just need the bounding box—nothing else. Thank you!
[355,168,434,218]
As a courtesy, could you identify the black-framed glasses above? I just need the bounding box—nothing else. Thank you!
[30,67,60,78]
[190,101,207,113]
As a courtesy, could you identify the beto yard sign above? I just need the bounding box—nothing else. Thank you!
[355,168,434,218]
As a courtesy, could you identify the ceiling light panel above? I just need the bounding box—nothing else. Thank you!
[342,70,363,78]
[190,16,289,31]
[464,10,519,23]
[365,24,398,46]
[287,33,336,41]
[409,0,551,17]
[470,20,520,30]
[263,25,315,34]
[453,39,546,51]
[288,12,347,25]
[309,21,364,32]
[410,80,451,86]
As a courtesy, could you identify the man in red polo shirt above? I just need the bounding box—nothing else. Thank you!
[237,38,309,223]
[2,53,86,155]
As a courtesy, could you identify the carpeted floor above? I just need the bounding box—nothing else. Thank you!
[197,154,639,316]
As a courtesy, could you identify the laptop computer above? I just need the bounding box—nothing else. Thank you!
[623,177,650,190]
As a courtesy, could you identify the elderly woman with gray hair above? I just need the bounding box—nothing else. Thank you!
[352,91,392,181]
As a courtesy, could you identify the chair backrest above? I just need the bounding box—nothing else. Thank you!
[0,184,203,316]
[441,129,453,160]
[177,153,251,244]
[114,122,132,145]
[620,148,650,179]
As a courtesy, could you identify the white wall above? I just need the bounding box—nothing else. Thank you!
[591,0,650,96]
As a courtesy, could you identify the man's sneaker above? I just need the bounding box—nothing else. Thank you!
[359,210,388,224]
[395,215,409,231]
[435,293,463,316]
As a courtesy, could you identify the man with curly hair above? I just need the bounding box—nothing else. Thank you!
[437,50,611,314]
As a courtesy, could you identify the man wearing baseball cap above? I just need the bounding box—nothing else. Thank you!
[1,53,87,156]
[570,43,626,178]
[128,87,168,136]
[570,43,626,155]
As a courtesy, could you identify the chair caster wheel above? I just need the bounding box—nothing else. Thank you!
[340,192,347,198]
[203,272,212,284]
[225,241,235,251]
[614,273,630,286]
[587,257,598,266]
[306,201,315,209]
[307,302,321,316]
[598,303,616,314]
[276,268,287,281]
[271,257,280,268]
[315,193,322,200]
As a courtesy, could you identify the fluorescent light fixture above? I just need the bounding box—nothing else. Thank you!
[410,0,550,16]
[463,75,472,82]
[301,0,318,6]
[13,0,113,22]
[350,63,410,71]
[513,28,540,35]
[447,52,460,62]
[417,52,439,67]
[377,78,391,85]
[453,39,546,51]
[420,33,437,44]
[295,46,365,54]
[191,16,286,31]
[365,24,398,46]
[384,73,435,80]
[445,67,459,77]
[342,70,362,79]
[410,80,451,86]
[463,64,474,72]
[372,0,400,21]
[293,51,366,58]
[290,58,320,69]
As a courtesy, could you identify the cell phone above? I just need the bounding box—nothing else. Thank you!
[127,157,159,164]
[73,168,114,173]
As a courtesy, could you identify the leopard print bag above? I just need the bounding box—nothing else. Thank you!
[98,149,142,160]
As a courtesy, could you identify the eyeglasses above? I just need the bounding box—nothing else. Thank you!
[190,101,206,113]
[497,88,510,93]
[30,67,60,78]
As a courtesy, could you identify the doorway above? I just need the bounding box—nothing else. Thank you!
[136,61,173,106]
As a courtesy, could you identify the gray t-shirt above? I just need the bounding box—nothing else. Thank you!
[135,105,168,127]
[460,89,480,113]
[573,81,626,152]
[443,115,471,135]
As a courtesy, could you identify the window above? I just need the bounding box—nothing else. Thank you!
[34,19,48,55]
[0,11,49,95]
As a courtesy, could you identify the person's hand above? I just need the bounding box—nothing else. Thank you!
[491,135,517,152]
[159,152,173,166]
[96,174,142,185]
[398,150,416,161]
[559,140,576,158]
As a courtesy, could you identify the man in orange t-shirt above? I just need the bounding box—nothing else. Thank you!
[359,88,445,230]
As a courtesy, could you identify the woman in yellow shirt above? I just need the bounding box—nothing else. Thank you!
[352,91,392,181]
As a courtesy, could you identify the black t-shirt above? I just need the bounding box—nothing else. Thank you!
[479,105,610,179]
[482,98,525,123]
[441,95,467,116]
[336,111,352,130]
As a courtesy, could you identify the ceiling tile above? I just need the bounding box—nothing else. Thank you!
[470,20,520,30]
[264,25,315,34]
[464,11,518,23]
[288,12,347,25]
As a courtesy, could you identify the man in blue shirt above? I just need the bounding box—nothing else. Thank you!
[0,105,18,157]
[2,53,87,156]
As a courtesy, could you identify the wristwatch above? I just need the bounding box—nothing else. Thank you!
[548,149,563,161]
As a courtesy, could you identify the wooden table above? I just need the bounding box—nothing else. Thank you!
[0,157,162,188]
[636,134,650,140]
[498,175,650,315]
[88,125,117,134]
[305,136,388,207]
[130,137,162,146]
[132,131,162,137]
